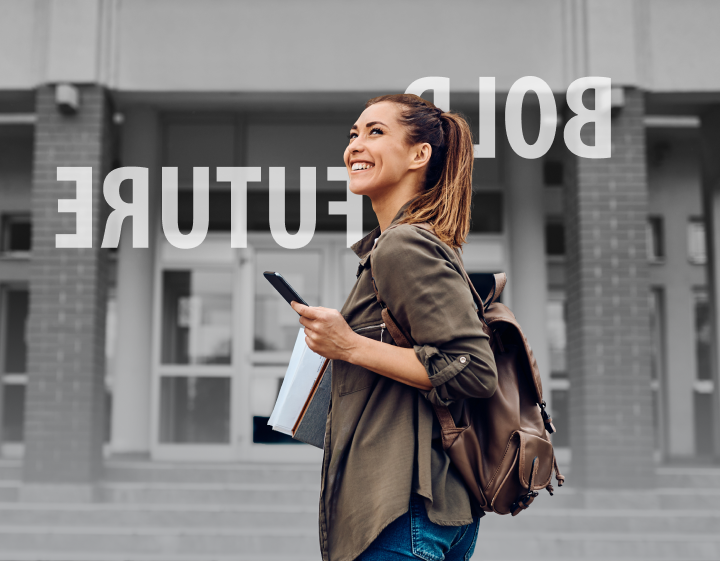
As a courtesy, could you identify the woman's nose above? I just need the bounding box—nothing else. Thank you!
[350,139,365,153]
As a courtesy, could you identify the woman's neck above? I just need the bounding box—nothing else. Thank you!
[372,186,421,233]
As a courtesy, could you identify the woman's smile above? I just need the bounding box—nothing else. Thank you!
[350,160,375,172]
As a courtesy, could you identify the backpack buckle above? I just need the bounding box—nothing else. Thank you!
[540,401,556,434]
[510,490,538,516]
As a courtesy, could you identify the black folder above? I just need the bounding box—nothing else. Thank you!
[292,361,331,449]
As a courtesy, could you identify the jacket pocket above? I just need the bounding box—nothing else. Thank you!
[338,323,385,396]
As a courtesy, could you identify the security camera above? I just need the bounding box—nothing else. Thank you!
[55,83,80,115]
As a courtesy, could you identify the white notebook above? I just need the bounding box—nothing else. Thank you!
[268,328,328,435]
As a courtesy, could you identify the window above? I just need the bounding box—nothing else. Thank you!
[545,218,565,256]
[547,296,567,376]
[161,271,233,365]
[171,188,503,235]
[469,192,503,233]
[646,216,664,262]
[549,389,569,447]
[1,214,31,254]
[694,290,712,382]
[546,292,569,447]
[693,289,715,456]
[687,217,706,265]
[2,288,28,374]
[649,288,666,453]
[173,191,381,233]
[105,285,117,444]
[1,286,29,443]
[543,160,564,186]
[158,268,234,444]
[159,376,231,444]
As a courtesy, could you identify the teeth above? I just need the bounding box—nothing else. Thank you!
[352,163,374,171]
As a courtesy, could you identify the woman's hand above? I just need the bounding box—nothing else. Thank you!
[290,301,433,391]
[290,301,360,362]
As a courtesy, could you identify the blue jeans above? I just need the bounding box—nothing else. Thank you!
[356,494,480,561]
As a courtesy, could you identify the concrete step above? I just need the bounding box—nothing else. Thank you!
[656,466,720,488]
[4,459,720,489]
[0,504,718,534]
[0,526,321,556]
[102,461,321,485]
[472,529,720,560]
[0,503,319,530]
[98,481,321,505]
[0,463,21,481]
[480,508,720,534]
[0,459,322,486]
[529,486,720,510]
[0,526,717,560]
[0,482,18,501]
[4,478,720,511]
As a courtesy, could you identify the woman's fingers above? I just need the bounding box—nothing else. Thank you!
[295,303,329,323]
[290,301,308,315]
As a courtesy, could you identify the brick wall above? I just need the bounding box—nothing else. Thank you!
[564,88,656,488]
[23,85,113,484]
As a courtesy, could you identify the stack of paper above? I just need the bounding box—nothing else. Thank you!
[268,328,331,448]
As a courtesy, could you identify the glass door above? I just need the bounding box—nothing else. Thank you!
[150,231,355,462]
[151,235,246,460]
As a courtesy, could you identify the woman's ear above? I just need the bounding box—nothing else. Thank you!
[408,143,432,171]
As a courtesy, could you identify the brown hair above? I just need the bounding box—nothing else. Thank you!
[365,93,474,248]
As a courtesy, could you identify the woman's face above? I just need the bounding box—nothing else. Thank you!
[343,101,424,198]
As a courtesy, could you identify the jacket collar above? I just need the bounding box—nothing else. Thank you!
[350,199,415,261]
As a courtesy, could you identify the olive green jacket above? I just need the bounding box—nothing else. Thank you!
[318,203,498,561]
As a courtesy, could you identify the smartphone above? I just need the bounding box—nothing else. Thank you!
[263,271,309,311]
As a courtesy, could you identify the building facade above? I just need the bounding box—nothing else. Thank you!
[0,0,719,501]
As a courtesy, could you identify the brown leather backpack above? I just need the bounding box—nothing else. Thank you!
[370,223,565,516]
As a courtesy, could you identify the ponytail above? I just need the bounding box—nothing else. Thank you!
[364,94,474,248]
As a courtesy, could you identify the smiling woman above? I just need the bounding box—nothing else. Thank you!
[344,97,474,247]
[291,94,498,561]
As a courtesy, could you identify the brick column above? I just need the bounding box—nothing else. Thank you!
[22,85,113,500]
[564,88,656,489]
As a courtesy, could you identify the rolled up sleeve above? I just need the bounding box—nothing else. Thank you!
[372,226,498,407]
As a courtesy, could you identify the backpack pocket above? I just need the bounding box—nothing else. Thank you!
[487,430,554,515]
[517,431,554,491]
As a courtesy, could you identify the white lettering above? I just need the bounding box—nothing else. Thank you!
[56,167,93,248]
[102,167,149,248]
[162,167,209,249]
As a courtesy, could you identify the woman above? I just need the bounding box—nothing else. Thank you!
[290,94,498,561]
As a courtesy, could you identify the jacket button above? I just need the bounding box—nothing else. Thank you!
[459,356,467,363]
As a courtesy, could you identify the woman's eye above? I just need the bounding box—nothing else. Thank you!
[347,128,382,143]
